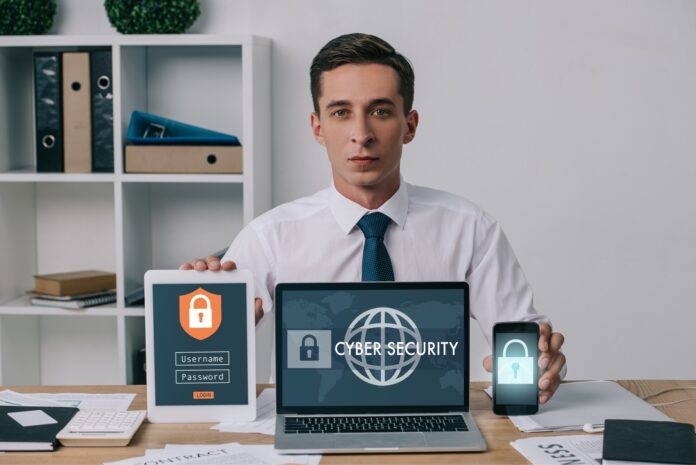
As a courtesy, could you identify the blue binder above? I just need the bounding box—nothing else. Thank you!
[126,111,240,145]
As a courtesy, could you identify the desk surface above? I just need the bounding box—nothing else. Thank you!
[1,380,694,465]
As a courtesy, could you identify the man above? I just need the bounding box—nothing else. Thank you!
[180,33,566,404]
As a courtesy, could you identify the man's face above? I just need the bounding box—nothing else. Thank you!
[311,63,418,193]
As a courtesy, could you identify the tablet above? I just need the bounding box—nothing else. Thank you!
[144,269,256,423]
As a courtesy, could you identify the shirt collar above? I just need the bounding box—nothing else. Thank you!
[329,177,409,235]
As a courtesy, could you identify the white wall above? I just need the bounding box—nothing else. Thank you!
[52,0,696,381]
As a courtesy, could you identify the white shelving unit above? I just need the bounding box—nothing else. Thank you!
[0,34,272,386]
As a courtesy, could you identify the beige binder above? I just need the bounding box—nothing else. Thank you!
[125,145,243,173]
[62,52,92,173]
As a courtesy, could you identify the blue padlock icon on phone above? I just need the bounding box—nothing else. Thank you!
[299,334,320,361]
[497,339,534,384]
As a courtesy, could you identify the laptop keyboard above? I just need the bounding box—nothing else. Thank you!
[284,414,468,434]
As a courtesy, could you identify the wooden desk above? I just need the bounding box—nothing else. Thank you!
[1,381,694,465]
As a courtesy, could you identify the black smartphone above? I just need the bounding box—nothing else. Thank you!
[493,321,539,415]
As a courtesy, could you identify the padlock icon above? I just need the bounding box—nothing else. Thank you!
[299,334,320,361]
[188,294,213,329]
[497,339,534,384]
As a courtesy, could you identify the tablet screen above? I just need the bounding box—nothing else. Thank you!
[151,283,248,406]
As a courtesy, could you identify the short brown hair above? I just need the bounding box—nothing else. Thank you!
[310,33,415,116]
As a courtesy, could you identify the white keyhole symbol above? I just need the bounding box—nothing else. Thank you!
[512,362,520,378]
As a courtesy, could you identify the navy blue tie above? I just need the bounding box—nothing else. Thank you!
[357,212,395,281]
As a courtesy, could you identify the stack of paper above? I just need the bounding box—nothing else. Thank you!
[511,434,603,465]
[0,390,135,411]
[105,442,321,465]
[212,388,276,435]
[486,380,672,432]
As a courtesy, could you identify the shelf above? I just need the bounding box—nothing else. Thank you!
[0,34,271,48]
[0,296,145,316]
[0,169,116,183]
[120,173,244,183]
[0,33,271,386]
[0,171,243,183]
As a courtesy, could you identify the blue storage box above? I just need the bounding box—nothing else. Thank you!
[126,111,241,145]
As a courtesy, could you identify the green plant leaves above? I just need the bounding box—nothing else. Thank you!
[104,0,201,34]
[0,0,57,35]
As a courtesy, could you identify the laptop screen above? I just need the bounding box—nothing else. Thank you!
[275,282,469,414]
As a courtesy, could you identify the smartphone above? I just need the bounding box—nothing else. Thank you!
[493,321,539,415]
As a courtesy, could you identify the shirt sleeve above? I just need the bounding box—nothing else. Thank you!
[221,223,276,323]
[467,211,550,347]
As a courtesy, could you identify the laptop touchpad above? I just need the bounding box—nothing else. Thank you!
[335,433,427,449]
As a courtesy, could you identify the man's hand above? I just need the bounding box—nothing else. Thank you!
[178,256,264,325]
[482,323,565,405]
[179,256,236,272]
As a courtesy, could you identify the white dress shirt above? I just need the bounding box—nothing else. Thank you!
[223,180,549,346]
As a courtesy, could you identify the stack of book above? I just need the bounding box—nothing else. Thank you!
[30,270,117,309]
[124,111,243,174]
[34,50,113,173]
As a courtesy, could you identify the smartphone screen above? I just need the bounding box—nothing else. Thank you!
[493,322,539,415]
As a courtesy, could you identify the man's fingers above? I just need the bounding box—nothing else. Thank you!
[482,354,492,373]
[539,353,563,403]
[549,332,565,352]
[184,258,236,272]
[538,323,551,352]
[254,298,264,325]
[547,351,566,375]
[539,352,565,389]
[221,261,237,271]
[539,374,561,404]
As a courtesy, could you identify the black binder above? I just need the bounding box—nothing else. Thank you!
[0,405,79,451]
[90,50,114,172]
[34,52,64,172]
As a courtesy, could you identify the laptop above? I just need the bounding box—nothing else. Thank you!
[274,282,487,454]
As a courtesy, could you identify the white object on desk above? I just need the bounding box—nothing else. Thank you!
[212,388,276,435]
[486,380,672,432]
[8,409,58,427]
[144,270,256,424]
[105,441,321,465]
[510,434,603,465]
[56,409,146,447]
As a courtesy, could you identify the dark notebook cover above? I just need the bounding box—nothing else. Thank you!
[90,49,114,172]
[602,419,696,464]
[0,406,79,451]
[34,52,64,172]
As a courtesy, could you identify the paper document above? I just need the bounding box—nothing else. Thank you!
[485,381,672,432]
[0,390,65,407]
[510,434,603,464]
[105,442,321,465]
[212,388,276,435]
[164,444,321,465]
[0,390,134,411]
[8,409,58,427]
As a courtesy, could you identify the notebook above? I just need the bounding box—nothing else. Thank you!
[0,406,79,451]
[602,419,696,464]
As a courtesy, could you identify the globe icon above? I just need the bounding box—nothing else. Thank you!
[343,307,422,387]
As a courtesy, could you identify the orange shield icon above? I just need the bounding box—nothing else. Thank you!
[179,288,222,340]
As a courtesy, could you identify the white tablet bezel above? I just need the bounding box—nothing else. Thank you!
[144,269,256,423]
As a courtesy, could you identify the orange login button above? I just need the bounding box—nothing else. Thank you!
[193,391,215,400]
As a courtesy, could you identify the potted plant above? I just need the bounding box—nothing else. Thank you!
[0,0,56,35]
[104,0,201,34]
